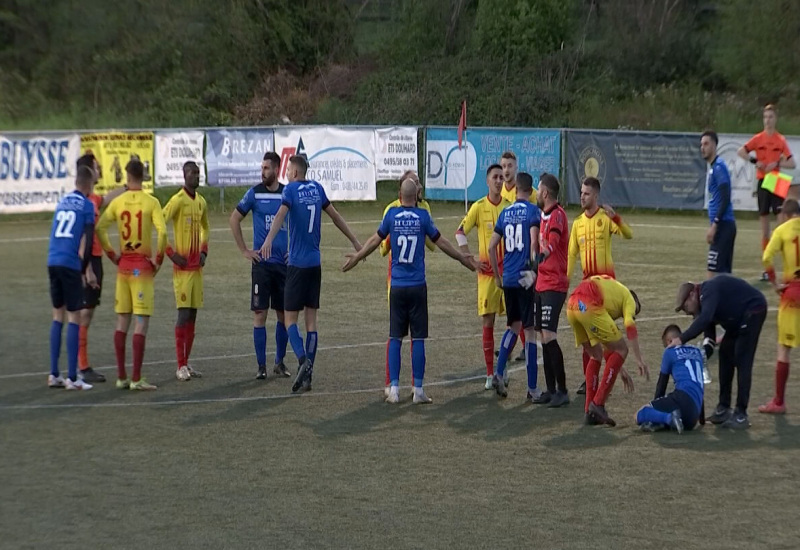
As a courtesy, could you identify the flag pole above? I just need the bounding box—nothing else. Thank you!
[463,128,468,213]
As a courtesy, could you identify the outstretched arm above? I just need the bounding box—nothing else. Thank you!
[342,232,382,272]
[324,203,362,252]
[435,235,476,271]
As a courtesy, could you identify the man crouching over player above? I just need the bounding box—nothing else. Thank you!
[636,325,705,433]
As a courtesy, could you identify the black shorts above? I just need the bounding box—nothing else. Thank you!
[504,286,536,329]
[82,255,103,308]
[252,262,286,312]
[707,220,736,274]
[48,266,83,312]
[389,284,428,339]
[757,182,784,216]
[651,389,700,431]
[535,290,566,333]
[284,265,321,312]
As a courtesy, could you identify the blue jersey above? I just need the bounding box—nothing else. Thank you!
[493,200,541,287]
[707,156,734,223]
[378,206,440,288]
[660,346,705,413]
[281,180,330,268]
[47,190,95,271]
[236,183,288,265]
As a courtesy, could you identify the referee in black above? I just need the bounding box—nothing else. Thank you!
[675,275,767,429]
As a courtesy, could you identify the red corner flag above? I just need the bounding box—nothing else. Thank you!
[458,100,467,150]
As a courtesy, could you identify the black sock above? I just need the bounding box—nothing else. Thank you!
[541,341,556,393]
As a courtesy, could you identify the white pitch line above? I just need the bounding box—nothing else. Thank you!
[0,312,692,381]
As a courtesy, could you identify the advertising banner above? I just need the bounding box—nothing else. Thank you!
[205,128,274,186]
[274,127,376,201]
[155,131,206,187]
[80,132,155,195]
[0,133,80,213]
[425,127,560,201]
[566,131,705,209]
[374,127,418,180]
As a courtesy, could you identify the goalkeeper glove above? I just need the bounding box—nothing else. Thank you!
[702,337,716,361]
[518,270,536,289]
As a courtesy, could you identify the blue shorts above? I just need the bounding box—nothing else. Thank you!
[49,266,83,312]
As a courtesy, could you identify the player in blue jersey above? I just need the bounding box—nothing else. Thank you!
[261,155,362,392]
[342,179,475,403]
[701,131,736,278]
[230,151,292,380]
[636,324,706,433]
[46,166,98,390]
[487,172,541,400]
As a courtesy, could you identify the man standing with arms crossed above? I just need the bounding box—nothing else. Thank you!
[455,164,511,390]
[230,152,291,380]
[738,105,795,280]
[163,161,209,381]
[97,159,167,391]
[261,155,362,393]
[567,176,632,394]
[533,173,570,407]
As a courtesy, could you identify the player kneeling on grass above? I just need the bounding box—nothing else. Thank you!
[636,325,705,434]
[488,172,541,401]
[566,276,650,426]
[342,179,476,404]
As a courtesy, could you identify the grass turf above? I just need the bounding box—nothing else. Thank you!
[1,202,798,549]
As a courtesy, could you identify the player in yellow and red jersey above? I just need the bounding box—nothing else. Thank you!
[163,161,210,382]
[456,164,511,390]
[760,199,800,414]
[499,150,538,205]
[567,176,633,395]
[96,159,167,391]
[75,152,125,384]
[379,170,435,394]
[566,275,649,426]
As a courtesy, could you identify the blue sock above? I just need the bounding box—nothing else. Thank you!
[636,406,673,426]
[66,322,79,381]
[388,338,402,386]
[50,320,63,377]
[305,331,318,365]
[288,324,306,365]
[411,339,425,387]
[275,322,288,364]
[496,329,517,377]
[525,340,538,391]
[253,326,267,367]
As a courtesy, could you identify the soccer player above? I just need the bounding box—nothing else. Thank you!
[47,166,98,390]
[759,198,800,414]
[532,173,570,407]
[701,131,736,279]
[379,170,435,394]
[488,172,541,400]
[76,153,125,384]
[342,179,475,403]
[567,275,649,425]
[230,152,291,380]
[163,161,209,381]
[636,324,704,434]
[675,275,767,429]
[96,159,167,391]
[567,176,632,394]
[260,155,362,392]
[455,164,511,390]
[737,104,796,280]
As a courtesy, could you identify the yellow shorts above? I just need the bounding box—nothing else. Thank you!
[478,274,505,316]
[173,269,204,309]
[115,270,155,316]
[566,300,621,348]
[778,300,800,348]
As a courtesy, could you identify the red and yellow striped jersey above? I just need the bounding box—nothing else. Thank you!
[163,188,210,271]
[593,275,638,339]
[568,209,632,280]
[97,189,167,273]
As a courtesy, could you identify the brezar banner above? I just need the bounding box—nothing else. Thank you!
[714,134,800,212]
[274,127,376,201]
[155,131,206,187]
[374,127,418,180]
[566,131,705,209]
[425,127,560,201]
[0,133,80,213]
[205,128,274,186]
